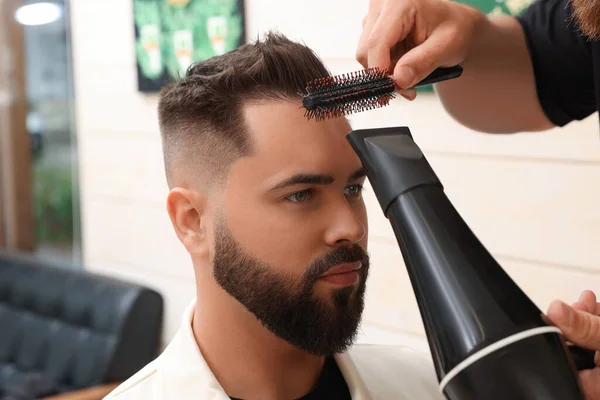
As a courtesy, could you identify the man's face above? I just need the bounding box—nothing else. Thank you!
[572,0,600,40]
[210,100,369,356]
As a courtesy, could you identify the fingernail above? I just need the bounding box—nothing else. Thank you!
[397,66,415,88]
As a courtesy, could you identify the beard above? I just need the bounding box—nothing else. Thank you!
[212,217,370,356]
[571,0,600,40]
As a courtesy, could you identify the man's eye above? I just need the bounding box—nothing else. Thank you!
[286,190,311,203]
[345,184,364,197]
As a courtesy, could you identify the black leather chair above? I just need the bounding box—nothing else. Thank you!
[0,251,163,400]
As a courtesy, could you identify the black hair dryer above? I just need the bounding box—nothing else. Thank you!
[346,126,594,399]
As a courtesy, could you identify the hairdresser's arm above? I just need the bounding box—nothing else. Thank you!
[435,14,554,134]
[356,0,554,134]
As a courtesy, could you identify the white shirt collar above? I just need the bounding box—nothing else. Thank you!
[156,298,374,399]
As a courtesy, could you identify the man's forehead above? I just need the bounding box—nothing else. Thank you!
[243,100,353,154]
[233,100,362,184]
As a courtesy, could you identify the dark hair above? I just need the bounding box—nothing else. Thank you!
[158,31,331,188]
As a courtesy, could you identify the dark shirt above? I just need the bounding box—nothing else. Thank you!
[517,0,600,127]
[229,356,351,400]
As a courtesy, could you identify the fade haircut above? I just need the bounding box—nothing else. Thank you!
[158,31,331,190]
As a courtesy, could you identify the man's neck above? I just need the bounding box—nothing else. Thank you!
[192,283,326,400]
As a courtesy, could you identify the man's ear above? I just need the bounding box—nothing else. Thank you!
[166,187,209,258]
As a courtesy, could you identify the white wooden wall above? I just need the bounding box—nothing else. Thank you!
[70,0,600,351]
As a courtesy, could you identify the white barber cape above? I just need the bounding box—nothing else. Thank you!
[104,300,444,400]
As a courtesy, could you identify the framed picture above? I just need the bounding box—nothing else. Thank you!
[133,0,246,92]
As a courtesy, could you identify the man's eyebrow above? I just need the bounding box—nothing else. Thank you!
[349,167,367,182]
[268,173,334,192]
[267,167,366,193]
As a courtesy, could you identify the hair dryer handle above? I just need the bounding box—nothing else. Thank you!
[570,345,596,370]
[346,126,588,399]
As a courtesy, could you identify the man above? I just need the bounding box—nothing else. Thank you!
[356,0,600,396]
[104,32,443,400]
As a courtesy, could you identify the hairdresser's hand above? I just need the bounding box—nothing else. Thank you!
[356,0,483,100]
[547,290,600,399]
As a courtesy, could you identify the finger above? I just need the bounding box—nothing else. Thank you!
[573,301,591,313]
[357,15,378,68]
[578,368,600,398]
[579,290,597,314]
[571,301,600,316]
[393,27,461,89]
[594,350,600,366]
[357,0,385,67]
[399,88,417,101]
[390,41,409,67]
[547,300,600,350]
[581,291,600,315]
[366,0,417,71]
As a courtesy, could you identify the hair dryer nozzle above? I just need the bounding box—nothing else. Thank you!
[346,126,442,215]
[347,126,585,399]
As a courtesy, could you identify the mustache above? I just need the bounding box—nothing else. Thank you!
[303,244,370,283]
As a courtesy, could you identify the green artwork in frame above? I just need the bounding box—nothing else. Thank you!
[417,0,535,92]
[133,0,245,92]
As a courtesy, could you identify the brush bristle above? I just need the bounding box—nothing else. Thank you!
[300,67,396,121]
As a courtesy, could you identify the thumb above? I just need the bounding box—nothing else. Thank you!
[547,300,600,350]
[393,28,463,89]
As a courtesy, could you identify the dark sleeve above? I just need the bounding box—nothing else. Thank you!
[517,0,596,126]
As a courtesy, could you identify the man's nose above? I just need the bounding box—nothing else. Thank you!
[323,202,366,246]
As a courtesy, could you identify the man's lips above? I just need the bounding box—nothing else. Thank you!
[319,262,362,286]
[320,261,362,277]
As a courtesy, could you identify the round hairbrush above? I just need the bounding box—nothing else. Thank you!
[301,65,463,121]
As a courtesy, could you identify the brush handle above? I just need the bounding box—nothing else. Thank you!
[413,65,463,87]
